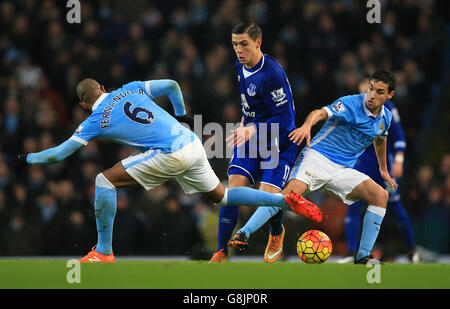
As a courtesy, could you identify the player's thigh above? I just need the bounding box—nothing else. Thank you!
[122,147,201,191]
[176,142,221,199]
[103,161,140,188]
[323,168,370,205]
[282,149,328,196]
[281,179,308,196]
[259,157,293,192]
[346,177,389,207]
[228,152,260,186]
[228,174,251,188]
[259,182,280,193]
[359,167,399,201]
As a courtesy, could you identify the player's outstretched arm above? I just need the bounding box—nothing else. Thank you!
[374,136,398,190]
[289,108,328,146]
[24,138,84,165]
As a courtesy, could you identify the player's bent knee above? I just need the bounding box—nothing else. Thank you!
[381,188,389,206]
[95,173,116,190]
[354,179,388,207]
[228,174,251,188]
[371,187,388,208]
[204,182,226,204]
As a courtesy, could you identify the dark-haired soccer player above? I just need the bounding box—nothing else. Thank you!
[210,22,300,263]
[286,70,398,264]
[338,78,419,263]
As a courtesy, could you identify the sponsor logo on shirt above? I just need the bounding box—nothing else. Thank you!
[241,94,255,117]
[270,87,286,103]
[349,127,373,147]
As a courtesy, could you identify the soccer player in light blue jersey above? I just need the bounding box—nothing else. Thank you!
[338,78,419,263]
[286,70,398,264]
[11,78,318,262]
[210,22,302,263]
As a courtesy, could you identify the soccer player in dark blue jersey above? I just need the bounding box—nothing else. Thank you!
[210,22,300,263]
[338,78,419,263]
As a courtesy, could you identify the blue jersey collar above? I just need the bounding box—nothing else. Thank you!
[363,93,385,118]
[92,93,108,111]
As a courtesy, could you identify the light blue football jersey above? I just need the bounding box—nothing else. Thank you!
[355,100,406,173]
[71,81,196,153]
[308,93,392,168]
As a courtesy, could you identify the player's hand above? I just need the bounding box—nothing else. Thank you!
[288,126,311,146]
[226,125,257,148]
[175,114,195,129]
[391,161,403,179]
[380,169,398,191]
[10,153,29,171]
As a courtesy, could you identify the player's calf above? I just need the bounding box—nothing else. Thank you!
[347,179,389,261]
[212,186,322,222]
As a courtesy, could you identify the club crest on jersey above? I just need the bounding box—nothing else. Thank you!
[270,87,286,103]
[378,121,385,134]
[247,83,256,96]
[332,101,345,113]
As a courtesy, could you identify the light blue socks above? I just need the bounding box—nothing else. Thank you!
[216,188,288,253]
[237,206,281,238]
[356,205,386,260]
[93,174,117,255]
[225,187,290,210]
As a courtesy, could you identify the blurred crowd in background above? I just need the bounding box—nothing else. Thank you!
[0,0,449,259]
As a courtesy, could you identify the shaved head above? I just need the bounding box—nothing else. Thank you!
[76,78,102,105]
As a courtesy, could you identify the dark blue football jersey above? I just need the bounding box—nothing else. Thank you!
[236,54,296,152]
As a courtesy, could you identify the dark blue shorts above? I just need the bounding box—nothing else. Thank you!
[228,144,298,190]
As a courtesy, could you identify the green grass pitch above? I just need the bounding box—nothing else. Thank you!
[1,259,449,289]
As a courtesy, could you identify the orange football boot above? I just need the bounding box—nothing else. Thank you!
[284,192,323,222]
[78,246,115,263]
[209,249,227,263]
[264,224,285,263]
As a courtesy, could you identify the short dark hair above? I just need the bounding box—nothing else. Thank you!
[370,70,396,92]
[231,21,262,40]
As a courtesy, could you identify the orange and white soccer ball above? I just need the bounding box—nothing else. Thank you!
[297,230,332,264]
